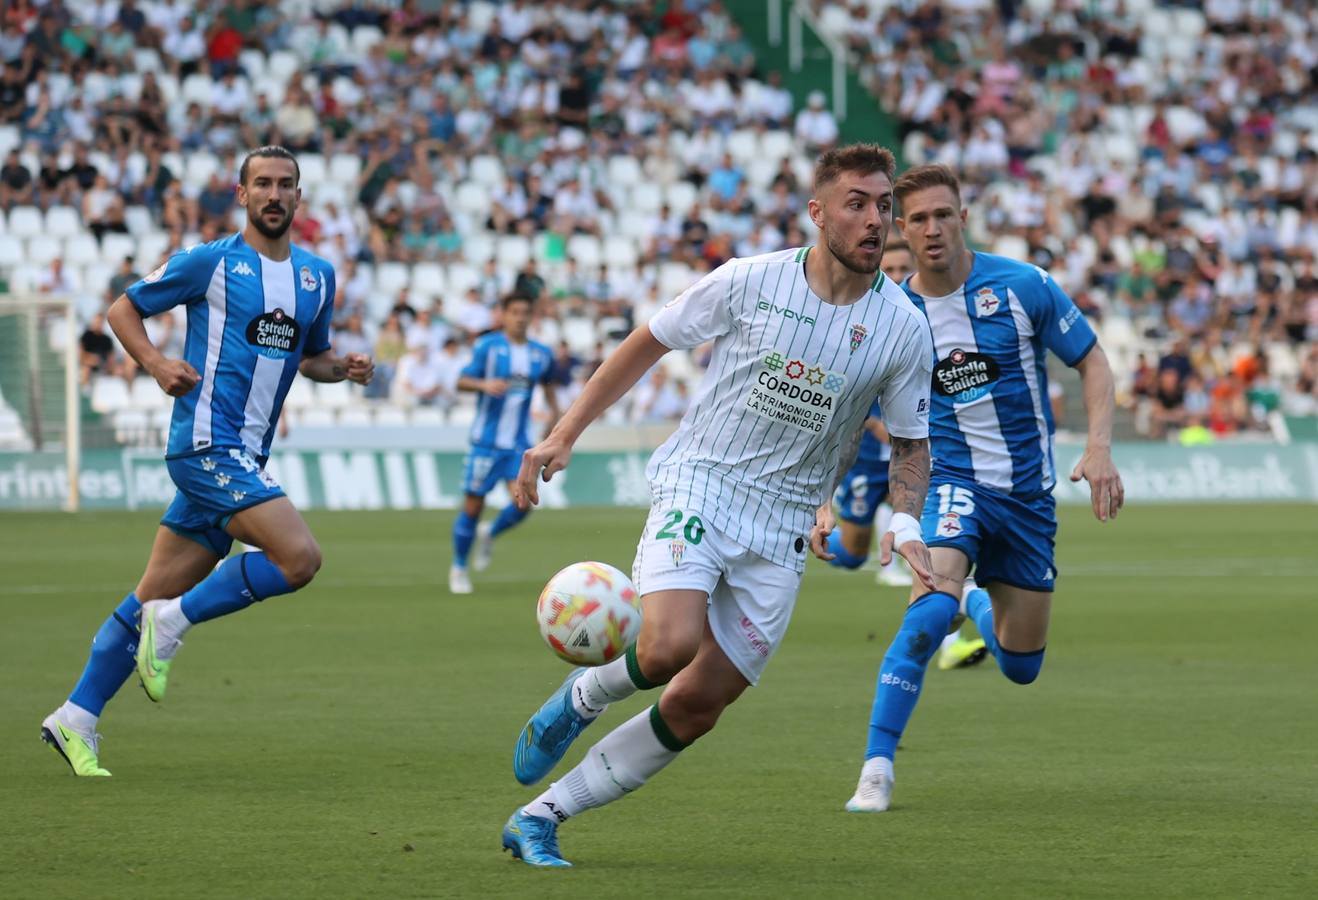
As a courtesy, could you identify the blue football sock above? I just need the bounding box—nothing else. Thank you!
[489,502,528,539]
[826,531,868,569]
[180,552,292,625]
[452,510,477,567]
[966,586,1045,684]
[864,591,959,761]
[68,593,141,716]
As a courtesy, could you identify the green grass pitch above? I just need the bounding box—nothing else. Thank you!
[1,505,1314,898]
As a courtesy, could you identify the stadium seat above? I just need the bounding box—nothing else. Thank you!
[338,406,372,428]
[27,238,62,266]
[351,25,384,58]
[469,155,505,188]
[664,182,697,216]
[299,407,336,428]
[992,235,1029,261]
[0,236,23,268]
[124,206,153,236]
[91,376,132,414]
[447,263,479,295]
[454,181,491,219]
[82,262,114,298]
[101,233,138,266]
[312,181,349,208]
[447,403,476,428]
[373,405,409,427]
[266,50,300,85]
[8,206,43,238]
[239,49,267,82]
[727,129,759,164]
[129,376,169,411]
[283,377,314,411]
[136,233,171,269]
[316,380,353,409]
[410,406,445,426]
[185,153,220,189]
[760,130,795,162]
[375,262,411,299]
[0,124,18,158]
[606,155,643,188]
[180,73,213,106]
[329,153,362,186]
[45,206,81,238]
[496,236,531,270]
[63,235,101,267]
[628,182,663,214]
[410,262,447,300]
[567,235,602,268]
[602,235,639,269]
[298,154,327,184]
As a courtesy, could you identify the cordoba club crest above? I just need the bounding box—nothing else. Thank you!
[849,323,868,355]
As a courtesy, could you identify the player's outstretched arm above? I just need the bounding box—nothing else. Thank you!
[514,326,669,509]
[107,294,199,397]
[1069,344,1124,522]
[880,436,936,591]
[299,350,374,385]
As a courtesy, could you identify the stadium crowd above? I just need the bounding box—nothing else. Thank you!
[0,0,1315,444]
[817,0,1318,435]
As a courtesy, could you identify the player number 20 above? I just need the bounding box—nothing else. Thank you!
[935,484,975,516]
[656,509,705,544]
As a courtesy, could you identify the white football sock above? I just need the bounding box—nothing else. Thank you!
[525,707,682,821]
[59,700,98,733]
[569,672,608,719]
[150,598,192,653]
[862,755,894,781]
[576,654,644,711]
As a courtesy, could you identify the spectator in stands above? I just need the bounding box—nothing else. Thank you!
[78,312,120,387]
[795,90,839,154]
[0,148,32,208]
[106,256,139,303]
[368,311,407,400]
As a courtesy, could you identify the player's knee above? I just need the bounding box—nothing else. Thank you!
[658,685,725,742]
[635,631,701,684]
[275,539,322,589]
[998,647,1045,685]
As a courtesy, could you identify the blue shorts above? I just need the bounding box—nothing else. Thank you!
[462,446,522,497]
[920,476,1058,592]
[833,460,889,526]
[161,447,286,557]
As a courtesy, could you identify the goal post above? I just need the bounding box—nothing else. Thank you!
[0,293,81,511]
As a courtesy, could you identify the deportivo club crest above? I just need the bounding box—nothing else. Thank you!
[849,323,868,354]
[669,539,685,567]
[975,287,1000,317]
[300,265,318,292]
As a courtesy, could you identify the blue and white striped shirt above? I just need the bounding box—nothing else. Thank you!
[461,331,554,451]
[902,253,1096,498]
[126,233,335,460]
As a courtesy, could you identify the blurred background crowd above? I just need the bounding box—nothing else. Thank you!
[0,0,1315,447]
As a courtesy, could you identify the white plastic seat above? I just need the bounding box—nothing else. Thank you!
[316,380,353,409]
[337,406,373,427]
[101,232,139,265]
[91,376,132,413]
[8,206,43,238]
[130,376,169,410]
[496,236,531,270]
[468,155,505,188]
[373,405,409,427]
[567,234,602,268]
[27,237,62,266]
[410,263,447,298]
[63,234,101,267]
[45,206,82,238]
[602,235,638,268]
[375,262,411,298]
[329,153,362,185]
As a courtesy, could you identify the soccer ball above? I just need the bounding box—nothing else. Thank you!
[537,561,642,666]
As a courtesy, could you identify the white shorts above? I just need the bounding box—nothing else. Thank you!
[631,503,802,686]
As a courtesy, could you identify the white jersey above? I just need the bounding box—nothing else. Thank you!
[646,246,933,572]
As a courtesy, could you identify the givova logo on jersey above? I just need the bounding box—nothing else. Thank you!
[743,349,847,434]
[933,348,999,404]
[246,308,302,359]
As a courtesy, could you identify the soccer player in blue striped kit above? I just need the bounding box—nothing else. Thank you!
[40,147,373,776]
[448,293,559,595]
[845,164,1125,812]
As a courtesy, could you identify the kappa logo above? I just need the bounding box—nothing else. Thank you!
[231,261,256,277]
[200,457,217,472]
[230,490,247,502]
[974,287,1000,317]
[299,265,319,292]
[214,473,231,488]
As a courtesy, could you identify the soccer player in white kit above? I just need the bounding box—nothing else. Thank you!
[499,144,938,867]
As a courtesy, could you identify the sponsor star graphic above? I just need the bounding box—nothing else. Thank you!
[805,366,824,386]
[785,360,805,379]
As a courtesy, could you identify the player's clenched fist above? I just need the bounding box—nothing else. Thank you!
[344,352,374,386]
[514,437,572,510]
[149,358,200,397]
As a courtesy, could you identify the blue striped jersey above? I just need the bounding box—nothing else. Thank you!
[461,331,554,451]
[856,399,891,467]
[902,252,1096,498]
[126,233,335,460]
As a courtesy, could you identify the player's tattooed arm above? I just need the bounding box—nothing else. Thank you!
[886,436,931,519]
[830,424,865,493]
[299,350,374,385]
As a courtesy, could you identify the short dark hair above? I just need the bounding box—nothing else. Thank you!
[813,143,897,192]
[882,239,910,255]
[501,293,533,310]
[239,145,300,186]
[893,164,961,208]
